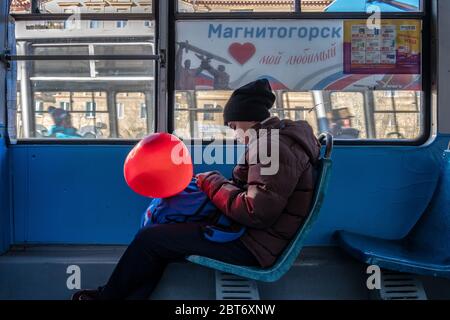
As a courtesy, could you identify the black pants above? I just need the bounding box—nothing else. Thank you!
[99,222,259,300]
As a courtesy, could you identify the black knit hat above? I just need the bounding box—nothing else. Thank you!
[223,79,275,124]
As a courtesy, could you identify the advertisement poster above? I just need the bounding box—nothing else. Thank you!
[176,20,422,91]
[344,19,421,74]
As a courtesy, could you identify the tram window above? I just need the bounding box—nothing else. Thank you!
[33,59,91,77]
[9,1,426,143]
[10,0,29,14]
[174,90,234,140]
[10,0,153,15]
[32,45,89,56]
[174,15,425,142]
[281,92,318,134]
[175,90,322,140]
[23,91,111,139]
[177,0,296,13]
[15,54,155,138]
[16,77,155,139]
[176,0,422,13]
[373,91,422,139]
[94,44,153,56]
[95,59,154,77]
[320,0,422,13]
[329,92,366,139]
[10,0,157,140]
[116,92,153,139]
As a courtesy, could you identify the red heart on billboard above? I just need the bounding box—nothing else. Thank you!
[228,42,256,65]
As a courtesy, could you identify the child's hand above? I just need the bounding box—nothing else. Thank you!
[195,171,221,190]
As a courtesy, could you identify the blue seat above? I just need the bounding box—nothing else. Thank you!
[186,133,333,282]
[336,149,450,279]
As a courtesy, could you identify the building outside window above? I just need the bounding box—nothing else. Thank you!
[8,0,425,142]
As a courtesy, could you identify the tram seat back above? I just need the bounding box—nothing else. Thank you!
[337,147,450,278]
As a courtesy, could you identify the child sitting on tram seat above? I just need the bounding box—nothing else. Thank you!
[72,79,321,300]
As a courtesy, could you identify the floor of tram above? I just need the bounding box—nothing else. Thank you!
[0,245,449,300]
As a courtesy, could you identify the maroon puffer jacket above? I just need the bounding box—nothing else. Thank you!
[198,117,321,267]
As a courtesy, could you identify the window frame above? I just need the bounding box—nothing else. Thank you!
[10,0,155,20]
[169,0,432,146]
[7,0,433,145]
[175,0,424,14]
[8,0,159,144]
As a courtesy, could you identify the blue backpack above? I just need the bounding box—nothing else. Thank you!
[141,178,246,243]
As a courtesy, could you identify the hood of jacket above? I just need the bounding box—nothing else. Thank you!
[255,116,321,165]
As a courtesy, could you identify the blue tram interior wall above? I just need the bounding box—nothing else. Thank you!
[8,136,450,247]
[0,0,11,254]
[0,132,9,253]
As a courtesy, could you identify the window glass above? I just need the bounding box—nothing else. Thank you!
[30,91,111,139]
[10,0,153,14]
[176,0,422,13]
[94,59,154,77]
[177,0,296,13]
[174,90,233,140]
[281,92,318,133]
[17,76,154,138]
[174,19,423,140]
[93,43,154,56]
[9,1,426,143]
[373,90,422,139]
[330,92,366,139]
[12,15,156,139]
[116,92,152,139]
[14,20,154,44]
[32,59,91,77]
[322,0,422,13]
[32,45,89,56]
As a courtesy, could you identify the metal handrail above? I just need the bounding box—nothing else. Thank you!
[318,132,333,159]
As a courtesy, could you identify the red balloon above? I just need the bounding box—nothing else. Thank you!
[124,133,193,198]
